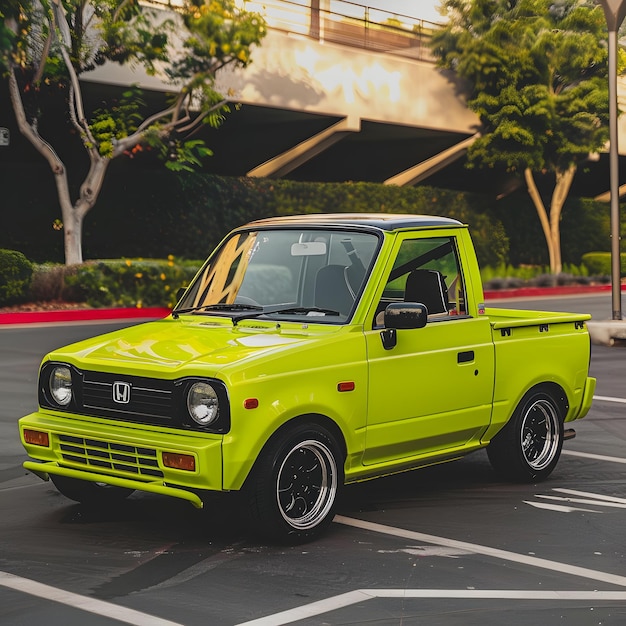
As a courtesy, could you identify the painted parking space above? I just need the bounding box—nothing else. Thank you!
[1,321,625,625]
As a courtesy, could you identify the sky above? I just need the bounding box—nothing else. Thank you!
[360,1,445,23]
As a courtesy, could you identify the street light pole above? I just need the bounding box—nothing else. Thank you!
[597,0,626,320]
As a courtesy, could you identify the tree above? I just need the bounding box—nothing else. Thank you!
[431,0,609,274]
[0,0,266,265]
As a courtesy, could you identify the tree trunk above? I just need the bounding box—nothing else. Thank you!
[524,168,555,271]
[549,164,577,276]
[62,203,83,266]
[524,165,576,275]
[8,66,112,265]
[61,157,110,265]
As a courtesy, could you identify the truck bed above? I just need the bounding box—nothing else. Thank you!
[485,307,591,330]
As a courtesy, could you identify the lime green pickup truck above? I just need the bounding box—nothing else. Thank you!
[19,214,595,542]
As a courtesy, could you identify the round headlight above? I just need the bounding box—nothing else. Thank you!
[187,382,219,425]
[50,366,72,406]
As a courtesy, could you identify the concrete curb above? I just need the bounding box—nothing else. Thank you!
[587,319,626,346]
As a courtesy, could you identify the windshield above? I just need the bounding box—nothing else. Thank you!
[176,228,380,323]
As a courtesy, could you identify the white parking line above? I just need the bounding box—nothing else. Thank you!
[523,500,601,514]
[554,488,626,504]
[593,395,626,404]
[0,571,184,626]
[334,516,626,587]
[236,589,626,626]
[242,392,626,624]
[562,450,626,464]
[533,494,626,509]
[238,510,626,625]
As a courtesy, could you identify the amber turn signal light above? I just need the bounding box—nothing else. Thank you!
[162,452,196,471]
[23,429,50,447]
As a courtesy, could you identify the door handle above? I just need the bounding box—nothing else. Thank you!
[457,350,474,363]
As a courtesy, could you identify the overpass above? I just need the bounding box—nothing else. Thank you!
[82,0,488,190]
[11,0,626,198]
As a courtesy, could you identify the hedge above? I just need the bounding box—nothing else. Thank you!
[1,161,619,269]
[487,192,614,266]
[1,164,509,267]
[582,252,626,276]
[64,258,202,309]
[170,174,510,268]
[0,249,33,305]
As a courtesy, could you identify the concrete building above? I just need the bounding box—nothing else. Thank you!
[3,0,623,198]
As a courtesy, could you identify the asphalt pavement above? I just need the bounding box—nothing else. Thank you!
[1,292,625,625]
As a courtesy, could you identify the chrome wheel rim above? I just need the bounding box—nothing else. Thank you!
[276,439,338,530]
[520,398,560,471]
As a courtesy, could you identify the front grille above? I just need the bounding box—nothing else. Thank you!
[82,372,173,420]
[58,434,164,478]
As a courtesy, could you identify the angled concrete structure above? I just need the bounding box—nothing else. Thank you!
[5,0,626,197]
[80,1,481,187]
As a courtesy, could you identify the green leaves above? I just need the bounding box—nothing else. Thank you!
[163,140,214,172]
[5,0,266,166]
[167,0,265,83]
[432,0,609,173]
[95,4,173,74]
[90,87,145,157]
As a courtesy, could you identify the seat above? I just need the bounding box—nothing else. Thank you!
[314,265,355,315]
[404,269,449,315]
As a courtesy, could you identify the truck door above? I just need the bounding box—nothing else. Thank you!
[364,234,495,466]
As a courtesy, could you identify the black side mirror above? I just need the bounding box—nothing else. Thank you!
[380,302,428,350]
[384,302,428,329]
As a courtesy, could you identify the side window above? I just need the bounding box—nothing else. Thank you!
[374,236,468,326]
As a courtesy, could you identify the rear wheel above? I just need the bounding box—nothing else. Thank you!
[248,424,343,544]
[51,475,134,505]
[487,389,564,482]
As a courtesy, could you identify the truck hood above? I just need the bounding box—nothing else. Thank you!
[46,317,338,376]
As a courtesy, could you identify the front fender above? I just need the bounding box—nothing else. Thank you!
[221,368,367,490]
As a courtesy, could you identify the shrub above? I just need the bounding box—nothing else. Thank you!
[64,257,203,309]
[582,252,626,277]
[0,249,33,305]
[481,262,604,290]
[126,173,509,267]
[28,263,85,302]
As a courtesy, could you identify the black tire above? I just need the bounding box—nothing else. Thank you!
[50,475,134,505]
[487,389,564,482]
[247,424,343,544]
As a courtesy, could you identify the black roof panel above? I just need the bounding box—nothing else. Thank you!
[246,213,464,232]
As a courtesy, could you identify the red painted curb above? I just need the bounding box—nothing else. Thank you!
[0,307,171,325]
[0,285,622,325]
[483,284,619,299]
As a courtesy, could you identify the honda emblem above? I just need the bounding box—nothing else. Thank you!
[112,381,131,404]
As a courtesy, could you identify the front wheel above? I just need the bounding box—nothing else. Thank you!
[51,475,135,505]
[487,389,564,482]
[247,424,343,544]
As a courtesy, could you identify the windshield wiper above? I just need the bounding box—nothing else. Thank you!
[267,306,340,316]
[231,305,341,325]
[173,303,341,324]
[172,303,263,320]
